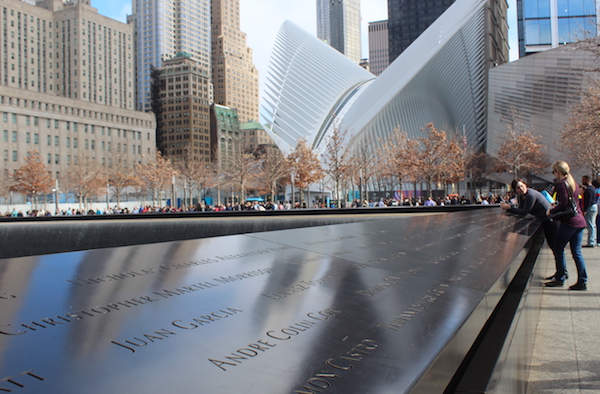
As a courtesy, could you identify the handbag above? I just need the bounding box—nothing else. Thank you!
[549,182,578,221]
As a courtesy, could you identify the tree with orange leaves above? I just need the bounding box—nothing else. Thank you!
[495,120,549,181]
[379,128,421,198]
[418,123,465,196]
[11,151,53,208]
[288,140,324,206]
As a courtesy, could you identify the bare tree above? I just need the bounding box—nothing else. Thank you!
[322,128,352,207]
[64,156,106,210]
[560,83,600,176]
[105,151,139,207]
[287,140,325,206]
[173,149,213,209]
[463,148,493,197]
[223,151,260,203]
[254,145,289,202]
[136,151,176,207]
[0,170,14,205]
[11,151,53,209]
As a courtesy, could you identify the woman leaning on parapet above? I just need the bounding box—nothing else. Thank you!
[500,178,559,262]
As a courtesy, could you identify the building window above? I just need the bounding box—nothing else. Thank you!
[12,151,17,162]
[34,133,39,144]
[12,131,17,142]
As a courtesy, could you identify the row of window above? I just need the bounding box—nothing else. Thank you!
[524,16,597,46]
[2,116,146,140]
[0,95,153,127]
[2,150,140,167]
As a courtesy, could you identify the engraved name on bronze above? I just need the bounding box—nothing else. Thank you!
[294,339,381,393]
[111,307,244,353]
[208,308,342,371]
[378,283,450,331]
[67,245,291,287]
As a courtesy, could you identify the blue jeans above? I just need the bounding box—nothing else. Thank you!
[585,204,598,246]
[554,225,587,283]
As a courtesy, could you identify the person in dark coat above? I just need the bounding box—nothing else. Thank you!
[500,178,558,258]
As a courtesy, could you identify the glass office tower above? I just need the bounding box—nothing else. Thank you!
[518,0,598,57]
[316,0,362,64]
[387,0,456,63]
[131,0,212,112]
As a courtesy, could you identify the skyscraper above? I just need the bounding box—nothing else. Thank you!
[388,0,456,63]
[153,53,213,162]
[388,0,508,66]
[517,0,598,57]
[316,0,362,64]
[316,0,331,44]
[0,0,155,180]
[368,20,390,76]
[131,0,212,112]
[211,0,259,123]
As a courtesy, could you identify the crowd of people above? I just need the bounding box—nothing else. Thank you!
[2,193,506,217]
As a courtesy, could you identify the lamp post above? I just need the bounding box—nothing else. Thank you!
[291,172,295,208]
[359,168,363,204]
[106,182,110,211]
[172,174,176,208]
[52,179,59,214]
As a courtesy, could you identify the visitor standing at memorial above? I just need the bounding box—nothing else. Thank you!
[545,161,588,290]
[581,175,598,247]
[594,179,600,245]
[500,179,558,257]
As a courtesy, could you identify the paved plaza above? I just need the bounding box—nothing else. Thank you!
[527,239,600,392]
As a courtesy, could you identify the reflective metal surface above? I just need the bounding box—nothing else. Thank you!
[0,210,538,393]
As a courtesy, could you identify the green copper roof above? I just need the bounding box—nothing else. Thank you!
[240,122,265,131]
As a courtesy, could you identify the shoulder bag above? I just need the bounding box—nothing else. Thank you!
[549,182,578,221]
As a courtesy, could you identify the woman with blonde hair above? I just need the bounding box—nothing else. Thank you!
[545,161,588,290]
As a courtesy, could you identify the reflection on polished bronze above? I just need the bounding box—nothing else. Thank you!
[0,210,539,393]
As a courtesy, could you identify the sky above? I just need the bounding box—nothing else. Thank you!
[94,0,518,96]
